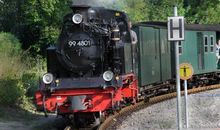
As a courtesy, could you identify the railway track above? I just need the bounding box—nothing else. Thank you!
[98,84,220,130]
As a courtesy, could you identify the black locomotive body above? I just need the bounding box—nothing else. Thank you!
[47,6,133,80]
[36,5,138,128]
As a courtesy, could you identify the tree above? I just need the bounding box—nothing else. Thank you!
[1,0,220,57]
[19,0,71,55]
[147,0,185,21]
[0,0,71,55]
[185,0,220,24]
[113,0,149,22]
[0,0,23,32]
[114,0,185,22]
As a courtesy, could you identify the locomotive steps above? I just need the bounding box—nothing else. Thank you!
[98,84,220,130]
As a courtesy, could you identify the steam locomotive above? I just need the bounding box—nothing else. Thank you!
[35,4,220,129]
[35,5,138,127]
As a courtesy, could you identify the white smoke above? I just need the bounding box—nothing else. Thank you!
[71,0,118,9]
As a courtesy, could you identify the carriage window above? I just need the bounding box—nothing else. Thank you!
[210,36,214,52]
[204,36,208,53]
[179,41,182,55]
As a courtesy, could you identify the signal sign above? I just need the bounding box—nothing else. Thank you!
[168,16,185,41]
[179,63,194,80]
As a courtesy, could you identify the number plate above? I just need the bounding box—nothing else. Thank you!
[68,40,91,47]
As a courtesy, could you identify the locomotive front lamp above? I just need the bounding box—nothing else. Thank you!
[42,73,53,84]
[103,71,114,81]
[72,14,83,24]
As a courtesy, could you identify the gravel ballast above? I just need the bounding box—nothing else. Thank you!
[116,89,220,130]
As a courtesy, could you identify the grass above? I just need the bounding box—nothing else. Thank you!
[0,32,59,129]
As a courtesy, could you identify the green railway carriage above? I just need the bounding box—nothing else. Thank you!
[178,28,216,74]
[133,22,220,87]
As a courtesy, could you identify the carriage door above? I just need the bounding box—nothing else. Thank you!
[197,32,205,70]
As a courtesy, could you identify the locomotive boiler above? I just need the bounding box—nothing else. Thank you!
[35,5,138,127]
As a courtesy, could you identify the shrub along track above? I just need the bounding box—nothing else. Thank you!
[98,84,220,130]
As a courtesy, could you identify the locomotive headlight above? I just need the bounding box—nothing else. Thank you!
[103,71,114,82]
[42,73,53,84]
[72,14,83,24]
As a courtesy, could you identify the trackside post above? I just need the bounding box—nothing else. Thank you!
[167,6,185,130]
[180,63,194,128]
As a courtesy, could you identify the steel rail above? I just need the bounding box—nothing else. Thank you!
[98,84,220,130]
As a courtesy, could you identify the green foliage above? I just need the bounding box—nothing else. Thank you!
[1,0,71,55]
[121,0,149,22]
[185,0,220,24]
[0,0,21,32]
[20,0,70,55]
[111,0,185,22]
[23,0,65,25]
[0,79,25,105]
[21,73,39,98]
[147,0,185,21]
[25,0,69,23]
[0,32,24,78]
[0,32,45,107]
[112,0,220,24]
[1,0,220,57]
[21,56,46,95]
[0,32,25,105]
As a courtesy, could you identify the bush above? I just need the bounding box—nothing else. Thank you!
[0,32,26,105]
[21,54,46,98]
[21,72,39,97]
[0,32,46,107]
[0,32,24,79]
[0,79,25,105]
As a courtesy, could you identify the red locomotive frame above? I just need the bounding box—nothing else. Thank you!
[35,73,138,117]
